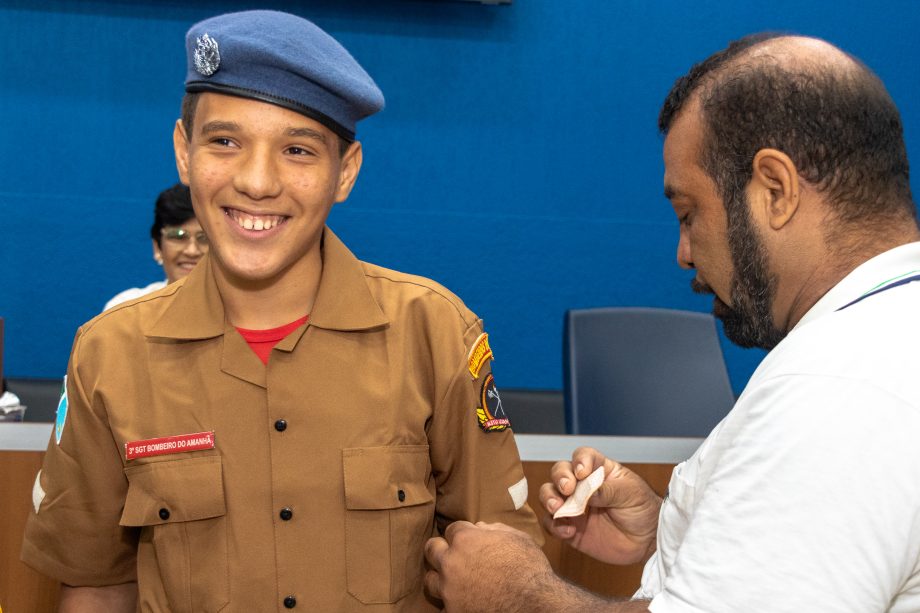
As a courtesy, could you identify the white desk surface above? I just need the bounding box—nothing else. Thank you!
[0,423,702,464]
[0,423,56,451]
[514,434,701,463]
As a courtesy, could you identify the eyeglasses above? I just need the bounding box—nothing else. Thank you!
[161,228,210,249]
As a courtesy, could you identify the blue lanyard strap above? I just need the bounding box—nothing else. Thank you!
[836,273,920,311]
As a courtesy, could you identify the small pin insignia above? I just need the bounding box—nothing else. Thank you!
[194,33,220,76]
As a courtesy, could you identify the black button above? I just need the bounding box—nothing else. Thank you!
[280,507,293,521]
[274,419,287,432]
[397,489,406,502]
[283,595,296,608]
[158,508,170,520]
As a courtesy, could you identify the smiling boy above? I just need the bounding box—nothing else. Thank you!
[22,10,540,612]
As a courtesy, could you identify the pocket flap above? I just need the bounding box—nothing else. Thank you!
[343,445,433,510]
[120,456,226,526]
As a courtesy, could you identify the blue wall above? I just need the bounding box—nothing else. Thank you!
[2,0,919,394]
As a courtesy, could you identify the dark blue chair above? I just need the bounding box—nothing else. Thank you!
[563,307,735,436]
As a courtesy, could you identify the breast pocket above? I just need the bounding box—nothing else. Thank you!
[120,455,228,613]
[656,459,698,575]
[343,445,435,604]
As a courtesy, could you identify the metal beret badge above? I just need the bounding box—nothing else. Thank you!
[194,33,220,76]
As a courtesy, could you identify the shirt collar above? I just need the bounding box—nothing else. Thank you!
[146,226,388,341]
[304,227,388,332]
[145,253,225,340]
[793,241,920,330]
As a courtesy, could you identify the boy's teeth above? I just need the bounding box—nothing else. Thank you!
[234,215,281,231]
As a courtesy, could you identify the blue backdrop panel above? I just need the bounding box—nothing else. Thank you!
[2,0,919,395]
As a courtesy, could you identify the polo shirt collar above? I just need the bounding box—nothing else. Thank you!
[794,241,920,330]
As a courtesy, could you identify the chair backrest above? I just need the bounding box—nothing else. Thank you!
[563,307,735,436]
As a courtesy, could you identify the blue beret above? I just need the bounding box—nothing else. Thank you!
[185,10,384,141]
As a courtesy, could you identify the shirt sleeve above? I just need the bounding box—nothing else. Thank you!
[21,326,138,586]
[427,319,543,545]
[649,374,920,613]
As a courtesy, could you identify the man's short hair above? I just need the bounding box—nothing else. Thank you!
[659,33,915,226]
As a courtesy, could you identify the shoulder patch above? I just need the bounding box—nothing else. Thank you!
[508,476,528,510]
[467,332,493,379]
[55,376,68,445]
[32,470,45,514]
[476,373,511,432]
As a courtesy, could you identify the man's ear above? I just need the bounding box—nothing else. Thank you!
[334,141,363,203]
[750,148,800,230]
[173,119,191,185]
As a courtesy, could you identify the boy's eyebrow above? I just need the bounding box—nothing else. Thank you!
[287,127,327,143]
[200,121,241,135]
[198,122,328,145]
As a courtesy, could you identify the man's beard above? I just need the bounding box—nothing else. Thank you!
[693,195,786,351]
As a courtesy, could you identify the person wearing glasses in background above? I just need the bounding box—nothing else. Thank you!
[103,183,208,310]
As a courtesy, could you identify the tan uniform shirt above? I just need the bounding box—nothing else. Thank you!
[22,228,541,612]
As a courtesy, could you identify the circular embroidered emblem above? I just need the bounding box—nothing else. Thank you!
[194,33,220,76]
[476,373,511,432]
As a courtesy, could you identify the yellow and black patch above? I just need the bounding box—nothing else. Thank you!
[476,373,510,432]
[467,332,493,379]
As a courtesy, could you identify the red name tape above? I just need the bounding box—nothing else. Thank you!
[125,431,215,460]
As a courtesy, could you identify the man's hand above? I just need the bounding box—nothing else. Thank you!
[425,521,652,612]
[425,521,559,612]
[539,447,662,565]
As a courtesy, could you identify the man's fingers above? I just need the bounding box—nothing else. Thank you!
[425,523,493,604]
[538,481,564,514]
[443,520,475,542]
[570,446,607,480]
[547,448,611,503]
[585,461,634,507]
[424,568,442,600]
[425,536,449,570]
[540,513,577,539]
[549,461,577,496]
[474,521,528,537]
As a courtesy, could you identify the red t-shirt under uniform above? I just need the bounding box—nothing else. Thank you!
[236,315,309,364]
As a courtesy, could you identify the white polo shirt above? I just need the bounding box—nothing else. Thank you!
[639,242,920,613]
[103,280,166,311]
